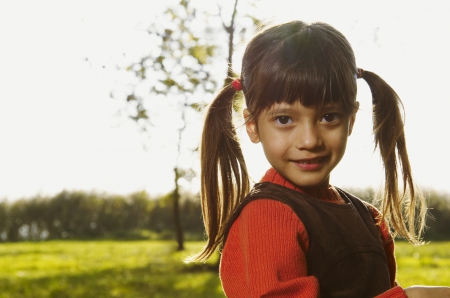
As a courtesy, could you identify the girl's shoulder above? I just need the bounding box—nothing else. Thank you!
[239,198,302,225]
[335,187,382,215]
[341,190,392,242]
[225,198,310,252]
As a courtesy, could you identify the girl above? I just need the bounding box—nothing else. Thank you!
[194,21,450,297]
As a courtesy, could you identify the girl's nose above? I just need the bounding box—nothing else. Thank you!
[295,124,323,150]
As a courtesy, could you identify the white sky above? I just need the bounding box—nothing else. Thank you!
[0,0,449,200]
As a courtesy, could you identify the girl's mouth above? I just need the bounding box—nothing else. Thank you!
[298,158,322,164]
[293,157,325,170]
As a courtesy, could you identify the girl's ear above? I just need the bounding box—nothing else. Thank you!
[348,101,359,136]
[244,108,260,143]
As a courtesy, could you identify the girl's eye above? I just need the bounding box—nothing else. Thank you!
[321,113,339,123]
[275,116,292,125]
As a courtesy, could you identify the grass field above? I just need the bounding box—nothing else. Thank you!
[395,241,450,287]
[0,240,448,297]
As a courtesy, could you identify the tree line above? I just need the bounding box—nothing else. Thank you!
[0,190,203,242]
[0,187,449,242]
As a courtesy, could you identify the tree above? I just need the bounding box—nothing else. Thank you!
[113,0,262,250]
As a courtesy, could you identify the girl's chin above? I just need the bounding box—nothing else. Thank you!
[283,174,331,189]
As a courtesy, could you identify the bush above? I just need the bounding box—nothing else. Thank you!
[0,190,205,242]
[2,186,449,242]
[344,187,450,241]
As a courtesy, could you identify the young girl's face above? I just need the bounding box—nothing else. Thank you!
[246,101,356,188]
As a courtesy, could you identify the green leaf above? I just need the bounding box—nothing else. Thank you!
[189,102,207,112]
[126,94,136,102]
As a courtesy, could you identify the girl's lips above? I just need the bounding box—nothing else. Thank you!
[293,157,325,170]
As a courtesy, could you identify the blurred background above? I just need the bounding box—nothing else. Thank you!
[1,0,450,201]
[0,0,449,297]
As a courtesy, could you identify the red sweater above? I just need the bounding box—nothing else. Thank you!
[220,168,406,298]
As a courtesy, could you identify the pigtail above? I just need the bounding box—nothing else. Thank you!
[193,83,250,262]
[361,70,426,244]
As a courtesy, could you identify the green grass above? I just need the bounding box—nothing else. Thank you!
[0,240,448,297]
[395,241,450,287]
[0,241,224,298]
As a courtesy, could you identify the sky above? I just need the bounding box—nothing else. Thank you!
[1,0,449,201]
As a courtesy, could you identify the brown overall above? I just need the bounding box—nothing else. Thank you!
[224,182,392,298]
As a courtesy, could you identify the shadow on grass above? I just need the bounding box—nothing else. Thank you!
[0,263,225,298]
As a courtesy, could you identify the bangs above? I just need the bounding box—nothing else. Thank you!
[242,22,358,119]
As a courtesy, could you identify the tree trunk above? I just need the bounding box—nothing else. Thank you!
[173,167,184,251]
[222,0,238,86]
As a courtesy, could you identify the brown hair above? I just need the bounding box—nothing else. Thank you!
[193,21,426,262]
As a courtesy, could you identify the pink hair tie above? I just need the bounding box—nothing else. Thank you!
[357,68,364,79]
[232,78,242,91]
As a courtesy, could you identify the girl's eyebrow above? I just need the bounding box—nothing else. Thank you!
[271,104,343,113]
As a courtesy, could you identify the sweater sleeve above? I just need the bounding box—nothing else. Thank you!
[220,199,320,298]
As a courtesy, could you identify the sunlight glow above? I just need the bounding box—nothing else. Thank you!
[0,0,449,200]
